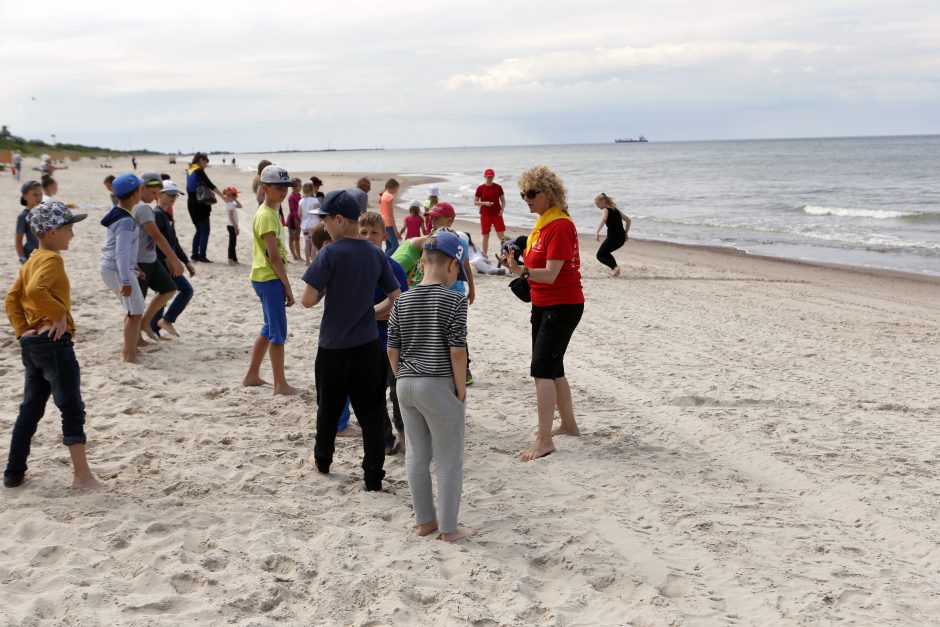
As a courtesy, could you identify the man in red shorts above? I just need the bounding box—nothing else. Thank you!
[474,168,506,258]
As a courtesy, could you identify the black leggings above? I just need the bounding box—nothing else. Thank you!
[596,236,625,269]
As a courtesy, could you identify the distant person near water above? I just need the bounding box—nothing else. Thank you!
[474,168,506,258]
[12,150,22,181]
[380,178,401,254]
[594,193,631,277]
[501,165,584,462]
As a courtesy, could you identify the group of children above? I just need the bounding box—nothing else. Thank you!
[99,172,198,362]
[240,165,475,538]
[5,164,491,543]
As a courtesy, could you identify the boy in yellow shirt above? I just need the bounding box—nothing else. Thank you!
[4,201,101,490]
[243,165,298,396]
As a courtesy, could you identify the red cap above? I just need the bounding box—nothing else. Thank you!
[427,202,456,219]
[484,168,495,178]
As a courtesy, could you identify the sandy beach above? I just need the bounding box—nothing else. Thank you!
[1,155,938,625]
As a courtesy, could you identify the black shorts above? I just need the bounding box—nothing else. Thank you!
[530,303,584,379]
[138,261,177,295]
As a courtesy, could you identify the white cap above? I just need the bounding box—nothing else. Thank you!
[259,164,292,185]
[161,180,185,196]
[428,185,440,196]
[409,199,421,208]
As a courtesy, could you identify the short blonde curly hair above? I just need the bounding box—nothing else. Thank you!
[518,165,568,211]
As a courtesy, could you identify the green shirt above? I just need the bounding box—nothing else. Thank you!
[250,203,289,282]
[391,239,424,285]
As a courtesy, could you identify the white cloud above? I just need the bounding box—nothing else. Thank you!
[443,41,837,90]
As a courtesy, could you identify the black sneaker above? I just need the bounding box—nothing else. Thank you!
[4,474,25,488]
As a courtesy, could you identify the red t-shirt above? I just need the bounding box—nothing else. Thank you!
[523,219,584,307]
[475,183,504,216]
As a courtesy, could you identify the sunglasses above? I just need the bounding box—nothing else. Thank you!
[520,189,542,200]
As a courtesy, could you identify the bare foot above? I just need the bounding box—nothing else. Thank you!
[243,375,270,387]
[521,437,555,462]
[142,327,161,342]
[273,383,299,396]
[396,430,406,453]
[124,355,142,364]
[157,319,180,337]
[416,520,438,536]
[137,336,152,348]
[336,424,362,438]
[551,423,581,437]
[440,526,478,542]
[71,474,103,491]
[610,267,621,277]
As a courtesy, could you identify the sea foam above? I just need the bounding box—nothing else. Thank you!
[802,205,921,220]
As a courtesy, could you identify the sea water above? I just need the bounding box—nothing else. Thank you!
[226,135,940,277]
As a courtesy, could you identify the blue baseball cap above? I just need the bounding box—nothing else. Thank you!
[112,173,143,197]
[314,189,362,219]
[423,230,468,283]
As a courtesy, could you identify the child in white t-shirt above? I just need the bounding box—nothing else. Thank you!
[299,179,323,263]
[464,231,506,275]
[223,187,242,264]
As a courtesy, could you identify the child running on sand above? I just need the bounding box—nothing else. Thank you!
[387,230,475,541]
[100,173,146,363]
[301,190,402,491]
[243,165,298,396]
[4,201,101,491]
[16,181,42,264]
[224,187,242,264]
[594,192,631,277]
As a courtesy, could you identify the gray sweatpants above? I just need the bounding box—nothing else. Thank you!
[395,376,466,534]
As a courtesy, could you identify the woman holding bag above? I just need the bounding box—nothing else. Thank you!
[501,165,585,461]
[186,152,223,262]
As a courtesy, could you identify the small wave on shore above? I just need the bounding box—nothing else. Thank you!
[801,205,924,220]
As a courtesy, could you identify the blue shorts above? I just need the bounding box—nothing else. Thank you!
[252,279,288,345]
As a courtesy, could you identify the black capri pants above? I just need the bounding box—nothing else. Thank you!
[530,303,584,379]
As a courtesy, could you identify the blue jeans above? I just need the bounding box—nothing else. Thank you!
[192,218,210,259]
[151,274,194,334]
[385,227,399,255]
[4,333,86,484]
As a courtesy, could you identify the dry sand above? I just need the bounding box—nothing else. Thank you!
[0,155,938,625]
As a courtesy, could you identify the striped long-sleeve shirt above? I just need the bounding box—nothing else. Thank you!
[387,284,467,378]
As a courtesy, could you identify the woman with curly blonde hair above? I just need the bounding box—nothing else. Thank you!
[501,165,584,461]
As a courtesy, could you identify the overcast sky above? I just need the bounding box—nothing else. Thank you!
[2,0,939,152]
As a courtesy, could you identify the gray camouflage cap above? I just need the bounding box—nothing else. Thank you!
[28,201,88,234]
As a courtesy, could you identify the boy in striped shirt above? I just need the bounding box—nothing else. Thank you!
[387,230,476,541]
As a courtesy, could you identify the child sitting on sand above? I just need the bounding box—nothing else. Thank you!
[387,230,475,541]
[243,165,298,396]
[301,190,403,491]
[4,201,101,490]
[464,232,507,275]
